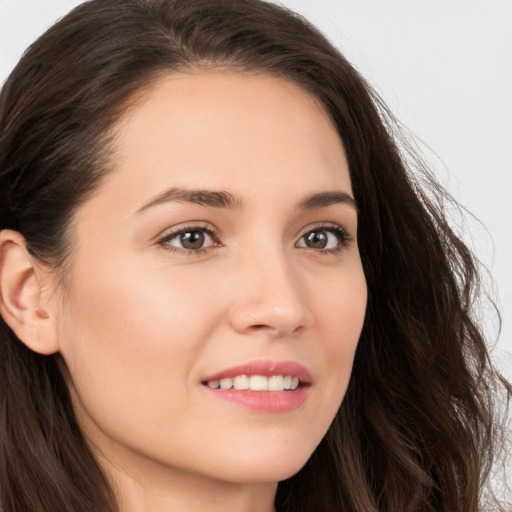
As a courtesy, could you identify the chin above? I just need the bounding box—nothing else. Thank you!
[205,442,316,485]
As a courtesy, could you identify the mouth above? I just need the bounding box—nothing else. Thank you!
[201,360,311,412]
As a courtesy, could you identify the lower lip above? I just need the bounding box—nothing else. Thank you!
[203,386,309,413]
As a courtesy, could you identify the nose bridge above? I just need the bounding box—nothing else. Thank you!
[228,236,309,336]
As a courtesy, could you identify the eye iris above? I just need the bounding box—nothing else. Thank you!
[305,230,328,249]
[180,231,205,249]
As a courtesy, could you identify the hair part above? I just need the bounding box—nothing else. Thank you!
[0,1,509,511]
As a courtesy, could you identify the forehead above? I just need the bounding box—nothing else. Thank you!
[78,70,351,221]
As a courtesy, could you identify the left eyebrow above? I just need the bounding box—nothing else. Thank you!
[297,191,358,212]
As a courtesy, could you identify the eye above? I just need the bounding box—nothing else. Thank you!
[157,225,219,254]
[296,225,350,252]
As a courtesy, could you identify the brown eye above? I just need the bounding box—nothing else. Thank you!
[179,230,205,249]
[304,230,329,249]
[297,227,347,251]
[159,227,217,252]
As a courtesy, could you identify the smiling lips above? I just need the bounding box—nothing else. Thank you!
[202,360,311,412]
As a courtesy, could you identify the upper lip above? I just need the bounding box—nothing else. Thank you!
[202,360,312,384]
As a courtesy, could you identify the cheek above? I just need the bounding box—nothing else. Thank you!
[313,264,367,388]
[57,261,220,414]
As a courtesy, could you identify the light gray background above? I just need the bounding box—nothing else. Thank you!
[1,1,511,364]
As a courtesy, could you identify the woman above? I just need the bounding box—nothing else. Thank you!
[0,0,509,511]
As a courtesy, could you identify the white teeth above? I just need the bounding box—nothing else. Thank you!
[233,375,250,390]
[268,375,284,391]
[249,375,268,391]
[219,378,233,390]
[206,375,301,391]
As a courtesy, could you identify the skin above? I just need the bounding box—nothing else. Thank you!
[3,71,367,512]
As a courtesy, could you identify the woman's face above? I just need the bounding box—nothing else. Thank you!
[54,71,367,488]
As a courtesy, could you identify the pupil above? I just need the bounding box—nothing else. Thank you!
[306,230,328,249]
[180,231,205,249]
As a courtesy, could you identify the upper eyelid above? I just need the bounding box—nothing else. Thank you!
[297,221,352,239]
[157,221,219,240]
[157,220,348,237]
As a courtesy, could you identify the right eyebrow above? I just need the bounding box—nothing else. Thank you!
[136,187,244,213]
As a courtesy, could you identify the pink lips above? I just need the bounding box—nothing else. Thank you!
[202,360,311,413]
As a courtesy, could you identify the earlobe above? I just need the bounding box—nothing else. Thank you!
[0,229,59,355]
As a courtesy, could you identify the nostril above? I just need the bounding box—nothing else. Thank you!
[247,324,304,336]
[229,298,309,336]
[247,324,275,334]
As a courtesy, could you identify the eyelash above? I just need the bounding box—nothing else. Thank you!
[300,222,352,255]
[156,222,352,256]
[157,222,221,256]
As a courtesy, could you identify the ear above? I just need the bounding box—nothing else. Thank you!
[0,229,59,355]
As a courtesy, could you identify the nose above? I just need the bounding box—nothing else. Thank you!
[228,250,311,338]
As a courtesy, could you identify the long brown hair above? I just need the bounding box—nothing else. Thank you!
[0,0,509,510]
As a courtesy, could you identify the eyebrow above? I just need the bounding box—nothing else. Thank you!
[137,187,243,213]
[297,191,357,212]
[137,187,357,213]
